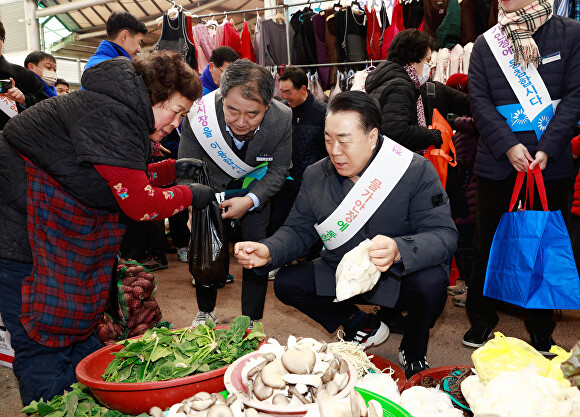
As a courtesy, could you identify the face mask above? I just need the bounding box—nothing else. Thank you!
[41,69,57,87]
[417,63,430,85]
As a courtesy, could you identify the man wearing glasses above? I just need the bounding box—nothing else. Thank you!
[201,47,239,96]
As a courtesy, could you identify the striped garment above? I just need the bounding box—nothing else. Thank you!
[498,0,554,67]
[20,160,125,347]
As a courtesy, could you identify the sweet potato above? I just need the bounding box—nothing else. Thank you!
[132,286,146,299]
[143,300,158,310]
[128,299,142,311]
[131,278,152,289]
[122,275,138,286]
[97,324,110,342]
[128,323,149,337]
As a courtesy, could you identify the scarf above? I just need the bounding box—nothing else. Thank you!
[404,65,426,127]
[498,0,554,67]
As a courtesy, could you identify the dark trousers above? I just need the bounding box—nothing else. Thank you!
[269,186,300,235]
[196,201,271,320]
[274,261,448,360]
[169,209,190,249]
[119,219,166,260]
[0,259,102,404]
[467,172,570,334]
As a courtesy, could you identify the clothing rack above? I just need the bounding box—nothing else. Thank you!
[189,1,332,66]
[286,59,386,69]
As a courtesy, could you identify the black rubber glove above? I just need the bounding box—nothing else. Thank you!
[175,158,205,180]
[446,113,459,129]
[429,129,443,148]
[188,183,215,210]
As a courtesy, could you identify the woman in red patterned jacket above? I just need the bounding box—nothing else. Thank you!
[0,50,213,404]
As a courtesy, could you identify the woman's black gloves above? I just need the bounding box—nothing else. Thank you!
[429,129,443,147]
[187,183,214,210]
[175,158,205,180]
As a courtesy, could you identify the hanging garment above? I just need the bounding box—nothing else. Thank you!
[240,21,256,62]
[254,14,262,64]
[192,25,216,72]
[379,0,391,54]
[324,8,339,86]
[221,21,242,56]
[448,43,463,77]
[311,13,331,90]
[473,0,494,38]
[423,0,449,38]
[460,42,474,74]
[291,9,318,65]
[435,0,461,47]
[382,1,405,59]
[403,0,426,29]
[310,72,328,102]
[433,47,451,83]
[328,70,344,102]
[215,24,225,49]
[460,0,478,43]
[155,11,198,70]
[366,6,382,61]
[350,70,368,92]
[487,0,499,28]
[257,19,294,66]
[343,6,368,61]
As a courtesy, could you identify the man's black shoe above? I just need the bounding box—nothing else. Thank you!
[530,333,557,356]
[376,307,406,334]
[462,325,492,348]
[399,348,430,378]
[342,310,390,350]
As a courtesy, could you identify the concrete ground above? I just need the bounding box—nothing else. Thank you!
[1,252,579,417]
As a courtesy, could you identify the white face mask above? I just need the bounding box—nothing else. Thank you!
[417,63,430,85]
[41,69,57,87]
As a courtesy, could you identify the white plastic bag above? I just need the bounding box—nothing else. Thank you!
[335,239,381,302]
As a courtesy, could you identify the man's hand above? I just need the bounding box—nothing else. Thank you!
[2,78,25,105]
[368,235,401,273]
[220,196,253,219]
[506,143,533,172]
[234,241,272,269]
[529,150,548,171]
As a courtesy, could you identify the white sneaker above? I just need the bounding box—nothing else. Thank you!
[191,276,196,286]
[177,247,188,263]
[192,310,218,326]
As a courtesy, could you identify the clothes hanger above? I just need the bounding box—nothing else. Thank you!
[273,11,286,23]
[351,0,364,13]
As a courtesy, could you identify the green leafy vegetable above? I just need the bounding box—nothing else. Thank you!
[102,315,265,383]
[20,383,148,417]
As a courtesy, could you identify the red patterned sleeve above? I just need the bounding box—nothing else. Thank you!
[94,164,192,221]
[147,159,177,187]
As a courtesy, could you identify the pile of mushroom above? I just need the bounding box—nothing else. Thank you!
[305,388,384,417]
[150,391,246,417]
[238,336,352,408]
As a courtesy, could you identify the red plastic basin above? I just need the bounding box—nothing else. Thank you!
[368,354,407,392]
[403,365,471,391]
[76,327,258,415]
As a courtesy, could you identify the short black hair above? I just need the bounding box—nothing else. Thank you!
[279,67,307,90]
[210,46,239,68]
[387,29,437,67]
[0,21,5,41]
[55,78,69,88]
[327,91,381,134]
[106,11,147,39]
[24,51,56,68]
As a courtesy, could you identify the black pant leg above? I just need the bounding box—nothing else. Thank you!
[466,174,516,329]
[399,265,448,360]
[273,262,359,333]
[268,186,299,235]
[169,209,190,249]
[240,201,271,320]
[119,219,150,260]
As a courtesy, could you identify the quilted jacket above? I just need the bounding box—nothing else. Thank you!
[365,60,436,152]
[469,15,580,181]
[0,57,155,263]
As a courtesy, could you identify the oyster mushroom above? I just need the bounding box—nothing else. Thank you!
[282,347,317,374]
[368,400,382,417]
[261,359,287,389]
[272,394,290,406]
[324,380,338,396]
[149,407,164,417]
[321,358,340,383]
[245,408,259,417]
[253,373,274,401]
[282,373,322,387]
[207,404,234,417]
[190,392,217,411]
[289,386,311,404]
[349,389,360,417]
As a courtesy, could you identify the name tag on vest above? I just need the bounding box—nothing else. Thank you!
[314,137,413,250]
[188,91,256,179]
[484,24,554,140]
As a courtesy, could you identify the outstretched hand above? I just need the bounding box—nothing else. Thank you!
[234,241,272,269]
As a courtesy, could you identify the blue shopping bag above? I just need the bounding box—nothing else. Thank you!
[484,167,580,309]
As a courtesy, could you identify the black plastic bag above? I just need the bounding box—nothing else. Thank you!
[188,166,229,288]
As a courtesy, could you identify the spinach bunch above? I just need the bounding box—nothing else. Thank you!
[21,383,147,417]
[103,316,265,383]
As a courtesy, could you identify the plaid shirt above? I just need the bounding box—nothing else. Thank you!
[20,161,125,347]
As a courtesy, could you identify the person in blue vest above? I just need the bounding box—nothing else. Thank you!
[24,51,57,98]
[85,11,147,70]
[201,46,239,96]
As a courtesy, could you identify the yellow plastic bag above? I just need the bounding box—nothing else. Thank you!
[547,345,572,388]
[472,332,550,383]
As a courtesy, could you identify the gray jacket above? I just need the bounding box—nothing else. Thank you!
[178,92,292,207]
[259,140,458,307]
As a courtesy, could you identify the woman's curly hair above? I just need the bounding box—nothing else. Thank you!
[133,50,202,105]
[387,29,437,67]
